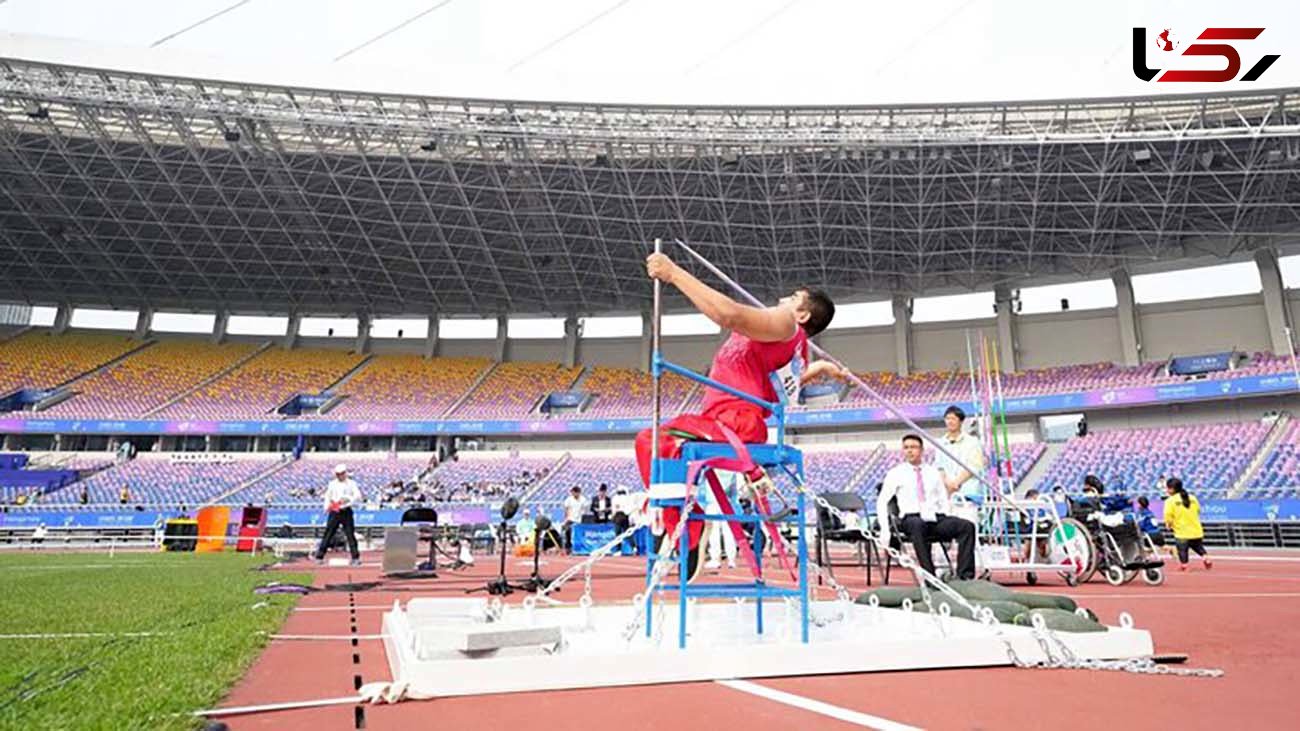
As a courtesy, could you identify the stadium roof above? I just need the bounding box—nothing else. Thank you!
[1,54,1299,317]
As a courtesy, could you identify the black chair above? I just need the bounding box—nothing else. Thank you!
[882,497,954,585]
[400,507,438,570]
[814,491,884,585]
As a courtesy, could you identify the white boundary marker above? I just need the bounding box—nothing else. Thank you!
[716,679,922,731]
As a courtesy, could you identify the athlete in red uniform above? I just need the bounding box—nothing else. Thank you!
[635,251,843,577]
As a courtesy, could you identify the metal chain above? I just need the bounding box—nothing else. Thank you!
[622,498,695,643]
[780,474,1224,678]
[521,466,1222,678]
[534,521,643,606]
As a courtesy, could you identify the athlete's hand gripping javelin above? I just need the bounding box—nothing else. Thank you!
[645,251,849,384]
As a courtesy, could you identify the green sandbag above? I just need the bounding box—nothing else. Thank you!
[974,600,1031,623]
[1008,591,1078,612]
[923,598,1028,623]
[918,597,976,620]
[1012,608,1106,633]
[944,579,1017,603]
[854,586,922,607]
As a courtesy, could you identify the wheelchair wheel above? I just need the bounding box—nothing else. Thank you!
[1104,565,1126,586]
[1050,518,1096,585]
[1143,567,1165,586]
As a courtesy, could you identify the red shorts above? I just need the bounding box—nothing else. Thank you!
[634,406,768,487]
[633,406,768,553]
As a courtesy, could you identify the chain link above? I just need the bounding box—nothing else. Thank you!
[522,464,1222,678]
[622,499,695,643]
[534,521,642,607]
[779,471,1224,678]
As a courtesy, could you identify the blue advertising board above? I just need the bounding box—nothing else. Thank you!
[0,505,495,529]
[5,502,1298,530]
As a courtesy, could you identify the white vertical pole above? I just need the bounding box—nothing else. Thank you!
[650,238,663,484]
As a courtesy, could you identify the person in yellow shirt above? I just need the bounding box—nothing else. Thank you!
[1163,477,1212,571]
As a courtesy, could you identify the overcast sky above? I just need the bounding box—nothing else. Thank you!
[3,1,1298,329]
[3,0,1298,104]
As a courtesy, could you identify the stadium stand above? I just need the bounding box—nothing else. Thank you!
[70,455,283,506]
[1243,420,1300,499]
[837,370,963,407]
[0,332,141,396]
[564,366,695,418]
[1035,422,1271,499]
[42,340,259,418]
[528,455,642,504]
[222,456,432,506]
[324,355,492,420]
[427,454,561,502]
[154,347,367,420]
[451,362,583,419]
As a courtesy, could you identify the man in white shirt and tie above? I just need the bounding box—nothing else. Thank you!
[876,434,976,580]
[314,463,363,566]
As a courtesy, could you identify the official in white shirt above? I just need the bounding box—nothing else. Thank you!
[562,486,587,555]
[934,405,986,500]
[876,434,976,580]
[314,463,363,566]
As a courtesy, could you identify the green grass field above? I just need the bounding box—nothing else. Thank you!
[0,551,308,730]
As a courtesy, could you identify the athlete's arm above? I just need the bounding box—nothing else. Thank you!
[800,359,848,385]
[646,253,796,342]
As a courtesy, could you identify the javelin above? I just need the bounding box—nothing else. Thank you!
[670,237,997,495]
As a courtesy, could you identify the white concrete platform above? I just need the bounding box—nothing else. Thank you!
[381,597,1154,697]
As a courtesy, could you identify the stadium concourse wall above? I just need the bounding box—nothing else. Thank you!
[162,289,1292,371]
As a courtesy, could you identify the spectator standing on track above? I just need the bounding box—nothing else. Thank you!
[313,463,363,567]
[563,486,586,555]
[935,405,986,500]
[1163,477,1211,571]
[592,485,613,523]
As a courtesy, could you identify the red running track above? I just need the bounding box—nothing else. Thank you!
[218,548,1300,730]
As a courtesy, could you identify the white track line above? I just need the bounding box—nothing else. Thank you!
[1079,591,1300,600]
[269,633,389,641]
[294,604,395,612]
[197,695,366,718]
[1208,555,1300,563]
[716,679,921,731]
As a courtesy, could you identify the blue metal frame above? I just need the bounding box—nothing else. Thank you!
[645,352,810,648]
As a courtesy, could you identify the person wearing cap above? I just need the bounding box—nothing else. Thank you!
[314,463,363,566]
[934,405,986,500]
